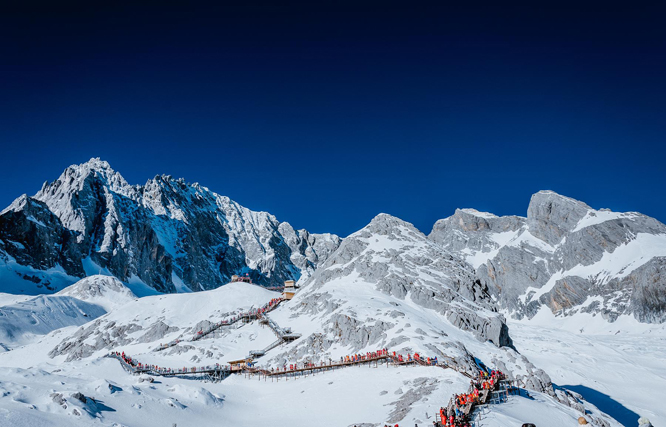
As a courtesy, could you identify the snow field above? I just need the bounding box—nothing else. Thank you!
[0,273,654,427]
[476,390,589,427]
[508,319,666,427]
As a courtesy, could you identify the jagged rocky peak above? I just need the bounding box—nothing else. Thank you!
[430,207,525,236]
[0,194,81,278]
[140,173,219,219]
[428,208,525,270]
[452,208,498,231]
[364,213,425,238]
[0,158,342,294]
[1,194,30,215]
[295,213,512,347]
[526,190,592,245]
[1,194,49,219]
[33,158,137,238]
[36,157,135,202]
[429,190,666,324]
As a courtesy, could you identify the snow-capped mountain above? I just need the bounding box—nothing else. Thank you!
[0,192,660,426]
[0,158,341,294]
[3,159,663,331]
[274,213,511,348]
[264,214,565,396]
[429,190,666,324]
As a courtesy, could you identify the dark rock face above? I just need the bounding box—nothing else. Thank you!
[429,190,666,324]
[0,196,82,278]
[0,159,341,294]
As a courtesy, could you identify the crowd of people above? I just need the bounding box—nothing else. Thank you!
[110,351,231,375]
[390,351,438,365]
[267,348,390,374]
[112,347,396,378]
[435,369,505,427]
[113,347,505,427]
[340,348,389,364]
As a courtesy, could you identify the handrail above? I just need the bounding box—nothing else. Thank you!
[153,298,284,352]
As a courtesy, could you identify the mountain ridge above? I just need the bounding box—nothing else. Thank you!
[429,189,666,324]
[0,158,341,294]
[1,160,664,326]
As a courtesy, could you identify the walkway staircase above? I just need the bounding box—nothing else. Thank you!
[153,299,284,352]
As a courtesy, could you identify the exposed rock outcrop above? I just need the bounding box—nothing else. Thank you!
[429,190,666,323]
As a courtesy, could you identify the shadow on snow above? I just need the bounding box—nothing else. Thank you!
[559,384,640,427]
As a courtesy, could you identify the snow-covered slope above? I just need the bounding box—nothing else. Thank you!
[0,356,613,427]
[48,281,280,363]
[0,158,341,294]
[0,295,106,348]
[56,275,137,312]
[0,276,137,350]
[0,278,621,427]
[508,315,666,427]
[429,190,666,324]
[259,214,578,407]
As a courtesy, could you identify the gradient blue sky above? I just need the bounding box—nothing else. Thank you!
[1,1,664,236]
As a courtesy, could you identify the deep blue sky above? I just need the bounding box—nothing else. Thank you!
[1,1,665,236]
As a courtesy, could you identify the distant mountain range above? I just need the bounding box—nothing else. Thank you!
[1,158,664,324]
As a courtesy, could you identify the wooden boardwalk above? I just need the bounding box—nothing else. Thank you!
[109,351,515,427]
[110,349,491,384]
[153,298,284,352]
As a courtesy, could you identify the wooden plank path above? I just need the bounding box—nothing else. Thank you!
[190,298,283,342]
[263,354,391,377]
[109,350,514,427]
[108,296,516,425]
[435,373,514,426]
[108,351,474,382]
[260,354,482,379]
[153,298,284,352]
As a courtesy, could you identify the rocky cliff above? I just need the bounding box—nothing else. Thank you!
[429,191,666,323]
[0,159,341,294]
[273,213,512,349]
